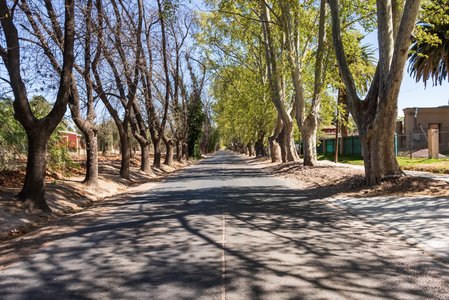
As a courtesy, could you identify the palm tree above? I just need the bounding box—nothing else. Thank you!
[408,0,449,86]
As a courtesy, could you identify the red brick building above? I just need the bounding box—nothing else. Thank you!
[59,131,82,152]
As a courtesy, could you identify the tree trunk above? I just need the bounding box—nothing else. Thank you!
[277,122,299,163]
[1,0,75,212]
[140,142,151,173]
[255,140,264,157]
[302,114,318,166]
[182,142,188,160]
[247,143,254,156]
[268,135,281,162]
[255,131,265,157]
[153,139,162,168]
[83,130,99,186]
[285,123,299,162]
[164,139,174,167]
[17,132,51,212]
[118,130,130,180]
[338,87,349,155]
[277,126,287,162]
[360,116,402,185]
[176,141,181,162]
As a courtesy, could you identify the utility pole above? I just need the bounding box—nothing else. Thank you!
[334,106,339,163]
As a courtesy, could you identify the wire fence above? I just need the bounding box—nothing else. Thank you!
[317,130,449,158]
[396,130,449,158]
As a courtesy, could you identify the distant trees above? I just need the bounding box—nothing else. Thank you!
[211,66,275,155]
[201,0,364,164]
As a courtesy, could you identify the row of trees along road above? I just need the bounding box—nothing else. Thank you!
[1,0,440,210]
[0,0,214,212]
[205,0,423,185]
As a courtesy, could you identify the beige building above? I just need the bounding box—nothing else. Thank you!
[402,106,449,152]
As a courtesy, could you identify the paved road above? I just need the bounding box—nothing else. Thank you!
[1,151,449,299]
[333,195,449,262]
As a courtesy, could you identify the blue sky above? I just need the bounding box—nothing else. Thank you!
[398,71,449,114]
[362,31,449,116]
[191,1,449,116]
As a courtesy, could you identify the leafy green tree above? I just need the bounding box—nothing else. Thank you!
[187,91,205,158]
[408,0,449,86]
[329,0,422,185]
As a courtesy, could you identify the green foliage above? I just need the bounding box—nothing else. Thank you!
[338,0,377,31]
[408,0,449,86]
[47,137,78,174]
[0,96,76,172]
[187,95,205,158]
[0,98,27,165]
[97,119,120,154]
[193,141,202,159]
[318,153,364,165]
[30,95,52,118]
[161,0,180,23]
[206,127,220,153]
[211,65,276,147]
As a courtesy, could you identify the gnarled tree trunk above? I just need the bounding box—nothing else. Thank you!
[247,142,254,156]
[176,141,181,162]
[18,132,51,212]
[360,124,401,184]
[163,137,175,167]
[153,139,162,168]
[269,115,283,162]
[268,136,282,162]
[302,114,318,166]
[279,122,299,162]
[182,142,188,160]
[118,129,131,180]
[139,142,151,173]
[83,129,99,186]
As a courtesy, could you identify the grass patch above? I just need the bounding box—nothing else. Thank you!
[396,157,449,166]
[396,157,449,174]
[318,154,364,165]
[318,153,449,173]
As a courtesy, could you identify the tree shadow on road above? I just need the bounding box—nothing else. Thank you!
[0,155,448,299]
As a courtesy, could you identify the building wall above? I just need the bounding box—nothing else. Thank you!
[403,106,449,152]
[59,131,81,151]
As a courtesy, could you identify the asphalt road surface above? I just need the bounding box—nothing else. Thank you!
[1,151,449,299]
